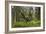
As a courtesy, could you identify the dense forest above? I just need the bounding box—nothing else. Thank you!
[11,6,41,28]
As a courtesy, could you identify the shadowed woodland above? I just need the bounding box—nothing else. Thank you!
[11,6,41,28]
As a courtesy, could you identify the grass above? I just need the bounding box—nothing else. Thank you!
[12,19,41,28]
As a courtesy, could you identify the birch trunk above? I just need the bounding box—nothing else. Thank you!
[32,7,36,19]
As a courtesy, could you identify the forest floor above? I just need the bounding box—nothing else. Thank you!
[12,19,41,28]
